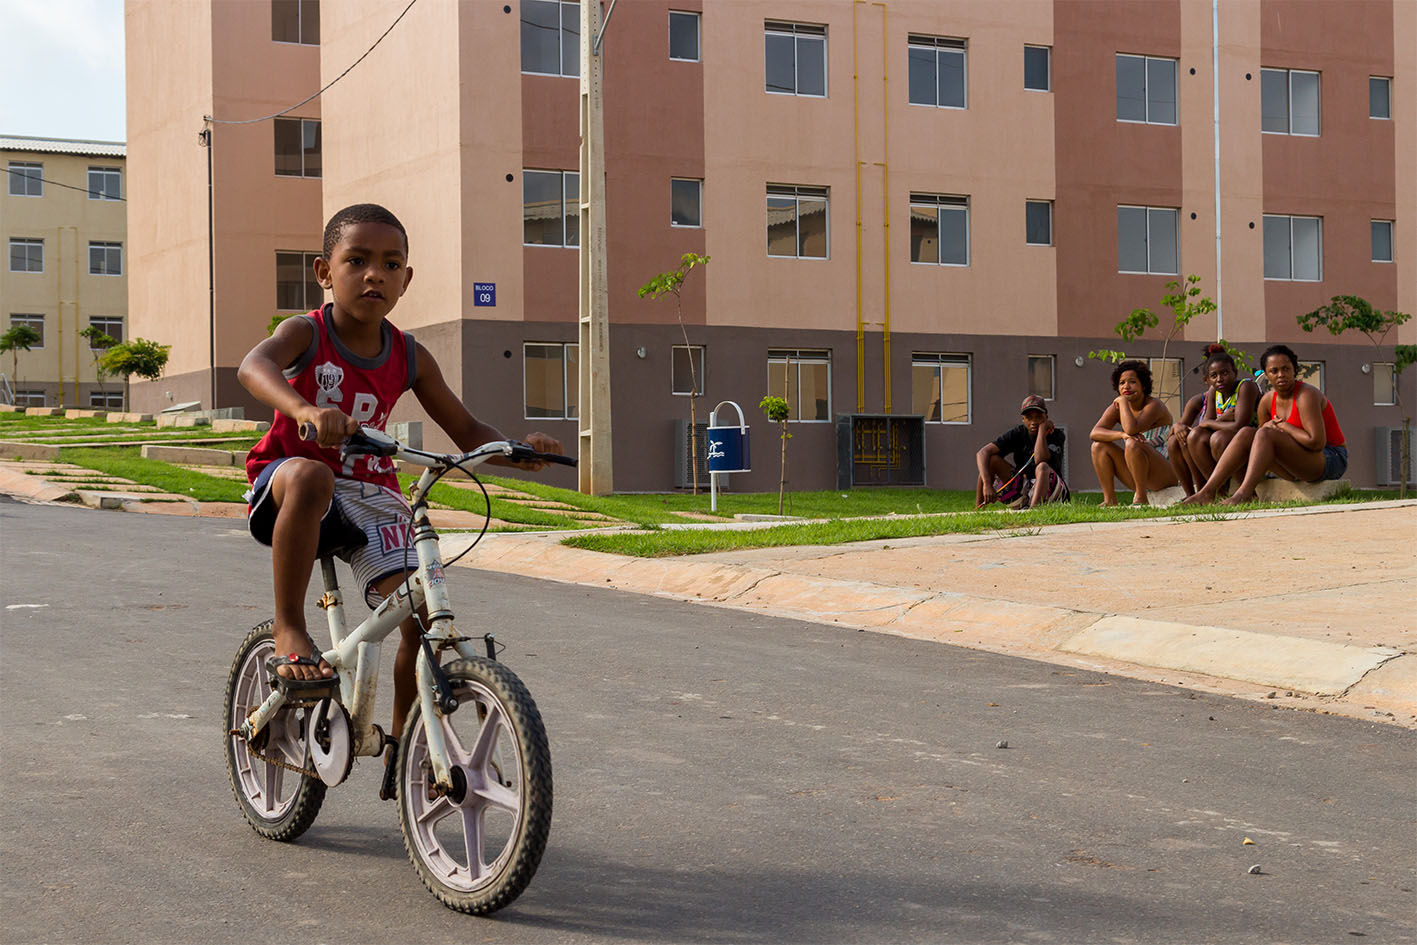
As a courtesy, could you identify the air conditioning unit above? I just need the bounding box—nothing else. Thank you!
[673,419,713,490]
[1375,426,1416,486]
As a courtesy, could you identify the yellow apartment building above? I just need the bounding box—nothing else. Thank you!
[2,136,128,408]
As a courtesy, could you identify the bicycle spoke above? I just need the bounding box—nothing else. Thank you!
[461,806,485,878]
[473,779,520,816]
[417,792,454,829]
[466,703,506,771]
[261,757,284,813]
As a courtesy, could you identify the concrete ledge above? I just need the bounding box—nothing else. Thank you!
[0,464,77,502]
[0,441,61,461]
[211,418,269,433]
[1145,485,1188,507]
[106,412,154,423]
[1255,478,1350,502]
[155,414,211,429]
[1059,615,1399,695]
[140,444,239,466]
[0,404,23,413]
[22,407,62,416]
[65,409,107,419]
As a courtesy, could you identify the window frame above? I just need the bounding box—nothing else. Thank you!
[1027,354,1056,401]
[275,251,324,311]
[668,10,700,62]
[521,0,580,78]
[909,193,969,266]
[273,117,322,179]
[766,348,832,422]
[87,166,122,201]
[9,238,44,273]
[671,178,703,228]
[523,169,581,248]
[1261,67,1321,136]
[522,341,580,420]
[1298,360,1324,392]
[1147,356,1185,419]
[87,316,124,347]
[271,0,320,45]
[1370,76,1392,120]
[1024,44,1051,92]
[911,351,972,424]
[1025,199,1053,246]
[12,390,45,408]
[1116,205,1179,275]
[8,161,42,197]
[764,21,827,98]
[1116,53,1178,125]
[907,34,968,109]
[9,314,45,348]
[671,344,706,396]
[1371,220,1394,264]
[766,184,829,259]
[88,241,123,277]
[1263,213,1323,281]
[89,391,124,409]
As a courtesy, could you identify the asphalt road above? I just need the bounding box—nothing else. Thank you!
[2,497,1414,944]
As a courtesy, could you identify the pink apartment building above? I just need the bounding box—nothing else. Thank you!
[125,0,1415,491]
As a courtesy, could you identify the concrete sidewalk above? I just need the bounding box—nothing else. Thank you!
[440,502,1417,728]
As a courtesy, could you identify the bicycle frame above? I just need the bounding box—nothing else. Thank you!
[240,439,516,795]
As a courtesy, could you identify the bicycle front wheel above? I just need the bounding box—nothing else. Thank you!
[224,620,326,841]
[398,657,552,914]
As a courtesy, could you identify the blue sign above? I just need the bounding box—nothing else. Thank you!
[473,282,496,307]
[707,425,750,473]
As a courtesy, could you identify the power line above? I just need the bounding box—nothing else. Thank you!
[3,166,125,201]
[205,0,419,126]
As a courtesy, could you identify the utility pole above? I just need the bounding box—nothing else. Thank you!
[577,0,614,494]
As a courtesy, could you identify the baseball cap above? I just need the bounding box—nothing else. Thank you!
[1020,395,1048,416]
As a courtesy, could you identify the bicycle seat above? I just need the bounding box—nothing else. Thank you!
[316,505,369,560]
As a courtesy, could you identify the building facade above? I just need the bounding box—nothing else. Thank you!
[126,0,1415,491]
[2,136,128,408]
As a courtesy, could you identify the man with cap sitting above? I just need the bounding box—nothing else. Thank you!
[974,395,1070,509]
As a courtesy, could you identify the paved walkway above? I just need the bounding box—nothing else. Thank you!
[3,457,1412,728]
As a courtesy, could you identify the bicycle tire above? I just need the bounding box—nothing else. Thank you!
[224,620,326,841]
[398,657,552,914]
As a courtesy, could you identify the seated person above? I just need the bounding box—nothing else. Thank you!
[1170,347,1261,495]
[1089,359,1178,506]
[975,395,1069,509]
[1166,388,1207,496]
[1184,344,1347,505]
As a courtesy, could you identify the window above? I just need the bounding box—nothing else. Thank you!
[523,170,580,247]
[1117,206,1178,274]
[1263,214,1322,280]
[276,251,323,310]
[1370,76,1392,119]
[911,353,971,424]
[1148,357,1184,419]
[1024,45,1051,91]
[765,22,826,96]
[87,166,121,201]
[1261,68,1320,135]
[89,391,124,409]
[672,344,705,395]
[272,0,319,44]
[1373,362,1397,406]
[669,10,700,62]
[274,117,321,177]
[1116,54,1177,124]
[12,390,45,408]
[9,314,45,348]
[908,35,967,108]
[1372,220,1394,263]
[89,242,122,276]
[767,349,831,421]
[767,185,828,258]
[8,162,41,196]
[1028,355,1055,400]
[1298,360,1324,391]
[910,194,969,265]
[88,317,124,346]
[1025,200,1053,246]
[524,342,579,419]
[671,178,702,228]
[9,239,43,273]
[521,0,579,77]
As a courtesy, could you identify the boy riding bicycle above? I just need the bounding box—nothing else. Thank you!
[238,203,561,795]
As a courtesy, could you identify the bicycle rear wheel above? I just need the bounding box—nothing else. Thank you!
[398,657,552,914]
[224,620,326,841]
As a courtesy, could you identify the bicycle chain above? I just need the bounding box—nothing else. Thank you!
[228,728,320,779]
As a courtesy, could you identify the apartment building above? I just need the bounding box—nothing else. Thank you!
[2,136,128,408]
[125,0,1415,491]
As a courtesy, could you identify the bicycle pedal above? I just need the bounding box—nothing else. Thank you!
[378,744,399,802]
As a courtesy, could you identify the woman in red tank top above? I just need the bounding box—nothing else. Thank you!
[1182,344,1347,505]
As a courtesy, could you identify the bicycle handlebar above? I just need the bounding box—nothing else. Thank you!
[297,422,576,470]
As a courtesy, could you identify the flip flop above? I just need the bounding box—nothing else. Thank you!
[266,651,339,694]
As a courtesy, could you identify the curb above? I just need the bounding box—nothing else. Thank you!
[0,464,76,502]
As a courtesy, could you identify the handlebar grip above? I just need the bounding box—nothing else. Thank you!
[543,453,577,468]
[298,422,316,442]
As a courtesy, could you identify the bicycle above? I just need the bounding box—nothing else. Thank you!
[224,425,574,914]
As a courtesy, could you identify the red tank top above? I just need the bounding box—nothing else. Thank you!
[1270,381,1344,447]
[246,305,417,491]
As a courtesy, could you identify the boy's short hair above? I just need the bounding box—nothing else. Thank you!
[1110,358,1153,396]
[323,203,408,260]
[1260,343,1300,373]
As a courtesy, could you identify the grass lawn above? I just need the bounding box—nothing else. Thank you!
[59,447,250,502]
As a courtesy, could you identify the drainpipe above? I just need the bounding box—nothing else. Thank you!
[1212,0,1224,340]
[201,125,216,409]
[853,1,865,411]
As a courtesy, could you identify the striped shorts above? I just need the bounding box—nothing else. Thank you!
[246,459,418,608]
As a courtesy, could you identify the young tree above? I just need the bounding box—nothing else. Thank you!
[759,394,791,515]
[637,252,711,494]
[1090,275,1220,413]
[1298,295,1415,496]
[79,325,119,406]
[0,323,42,394]
[98,338,171,412]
